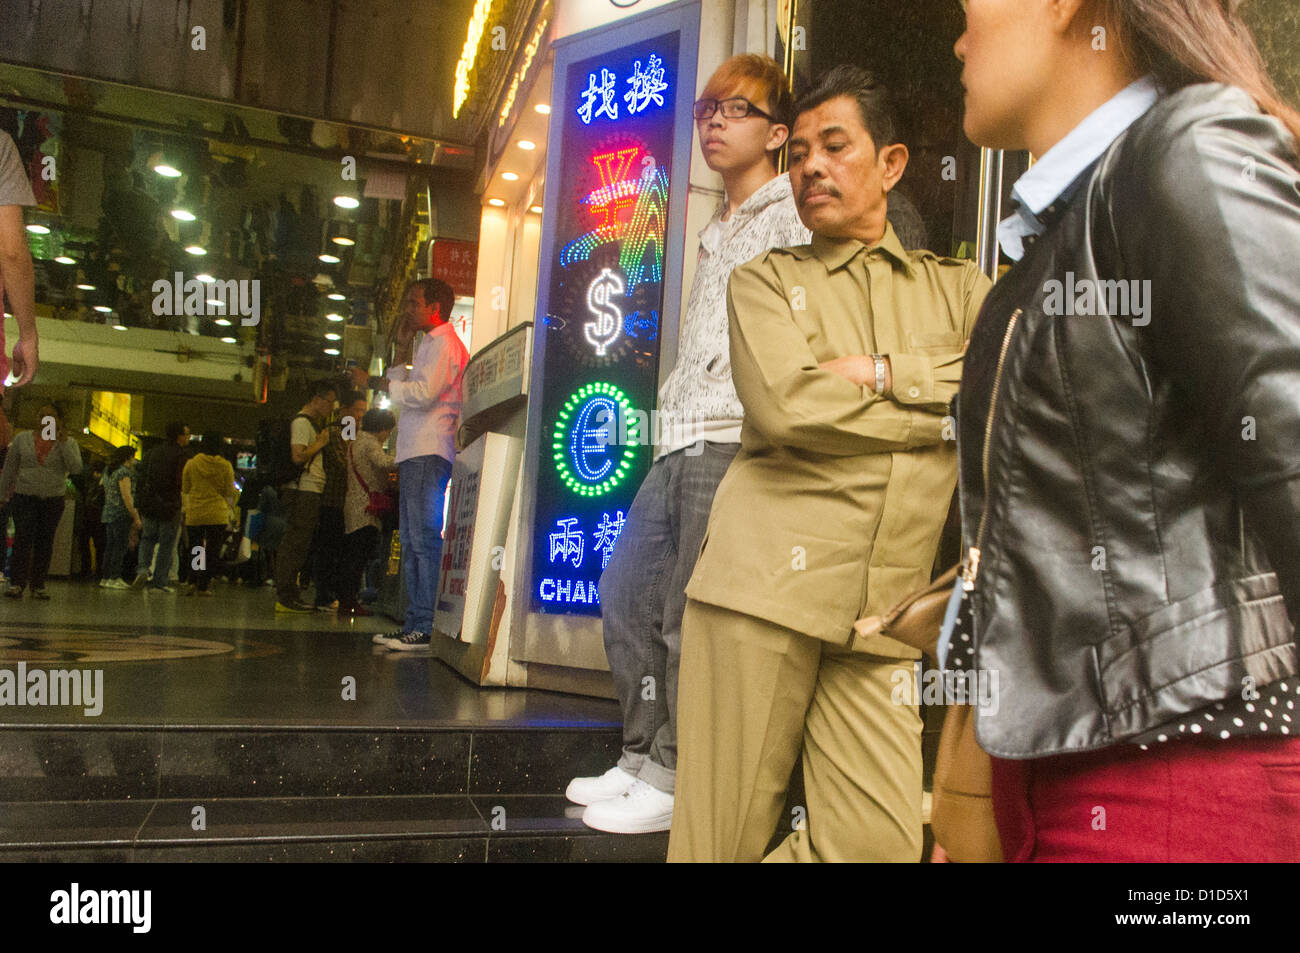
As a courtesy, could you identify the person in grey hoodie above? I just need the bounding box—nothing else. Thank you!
[568,54,812,834]
[1,402,82,598]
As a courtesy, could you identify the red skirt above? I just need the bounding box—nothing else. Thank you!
[990,737,1300,862]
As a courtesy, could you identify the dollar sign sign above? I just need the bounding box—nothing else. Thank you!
[585,268,625,357]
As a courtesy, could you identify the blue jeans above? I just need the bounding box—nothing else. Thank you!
[398,454,452,634]
[102,515,134,582]
[600,441,739,794]
[137,513,181,588]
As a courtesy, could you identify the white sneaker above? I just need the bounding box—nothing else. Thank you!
[565,765,637,806]
[106,578,130,590]
[581,779,674,834]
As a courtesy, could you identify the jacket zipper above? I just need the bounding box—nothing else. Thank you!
[960,308,1022,591]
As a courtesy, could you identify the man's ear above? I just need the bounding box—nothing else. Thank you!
[879,142,909,193]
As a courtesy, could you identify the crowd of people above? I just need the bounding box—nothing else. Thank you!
[0,275,468,644]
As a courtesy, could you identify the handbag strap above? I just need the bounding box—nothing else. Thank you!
[348,442,374,495]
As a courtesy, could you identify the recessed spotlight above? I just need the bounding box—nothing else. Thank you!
[534,103,551,115]
[323,347,340,356]
[333,196,360,209]
[112,323,128,331]
[76,283,95,291]
[517,140,536,151]
[221,336,237,344]
[206,299,225,308]
[185,245,207,256]
[93,305,112,313]
[214,318,232,327]
[153,164,182,178]
[487,198,505,207]
[326,313,345,322]
[25,224,50,235]
[327,293,346,301]
[331,236,355,246]
[54,256,76,265]
[318,253,340,264]
[325,332,341,341]
[171,209,196,222]
[529,205,543,214]
[196,273,216,283]
[501,172,519,182]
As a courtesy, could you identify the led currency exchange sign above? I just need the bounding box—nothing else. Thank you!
[530,34,679,615]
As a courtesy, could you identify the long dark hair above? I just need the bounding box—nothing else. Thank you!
[1096,0,1300,146]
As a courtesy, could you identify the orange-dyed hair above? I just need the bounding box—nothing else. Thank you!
[700,53,792,128]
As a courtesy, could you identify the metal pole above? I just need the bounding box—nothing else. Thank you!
[975,146,1004,280]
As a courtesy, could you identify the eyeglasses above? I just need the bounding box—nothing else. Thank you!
[692,97,775,122]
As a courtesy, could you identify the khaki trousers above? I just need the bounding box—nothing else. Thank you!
[667,599,923,862]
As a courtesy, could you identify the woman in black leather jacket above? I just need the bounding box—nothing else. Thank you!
[952,0,1300,861]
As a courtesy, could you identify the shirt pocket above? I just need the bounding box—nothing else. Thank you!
[908,331,966,355]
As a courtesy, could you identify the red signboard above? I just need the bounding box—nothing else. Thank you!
[429,240,479,298]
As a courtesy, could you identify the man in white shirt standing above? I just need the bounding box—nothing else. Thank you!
[567,54,811,834]
[371,277,469,650]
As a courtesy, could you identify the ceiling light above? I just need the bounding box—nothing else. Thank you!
[529,205,543,214]
[323,347,340,356]
[196,273,215,283]
[214,318,232,327]
[331,236,355,246]
[327,293,345,301]
[93,305,112,313]
[171,209,196,222]
[325,332,341,341]
[76,283,95,291]
[54,256,76,265]
[185,245,207,256]
[112,323,128,331]
[534,103,551,115]
[318,253,340,264]
[206,299,225,308]
[221,336,237,344]
[501,171,519,181]
[326,313,345,322]
[25,224,50,235]
[333,196,360,209]
[517,140,536,151]
[487,198,505,207]
[153,164,183,178]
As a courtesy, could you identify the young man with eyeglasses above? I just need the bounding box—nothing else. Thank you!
[568,54,811,835]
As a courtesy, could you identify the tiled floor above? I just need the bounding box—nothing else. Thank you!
[0,578,621,730]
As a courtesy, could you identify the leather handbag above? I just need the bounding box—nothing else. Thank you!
[852,564,1003,863]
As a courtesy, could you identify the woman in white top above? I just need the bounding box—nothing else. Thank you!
[339,408,396,616]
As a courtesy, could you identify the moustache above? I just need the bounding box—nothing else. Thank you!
[800,184,841,202]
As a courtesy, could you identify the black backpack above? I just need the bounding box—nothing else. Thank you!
[256,413,314,488]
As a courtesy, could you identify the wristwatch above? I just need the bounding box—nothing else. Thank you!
[871,354,887,395]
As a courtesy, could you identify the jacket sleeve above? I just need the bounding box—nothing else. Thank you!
[887,265,992,413]
[727,257,951,456]
[63,438,83,477]
[1119,100,1300,629]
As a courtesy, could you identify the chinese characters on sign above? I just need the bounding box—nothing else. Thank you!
[575,53,669,125]
[539,510,627,605]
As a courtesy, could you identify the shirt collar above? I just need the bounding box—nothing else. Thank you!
[998,75,1160,261]
[701,173,795,240]
[796,221,915,277]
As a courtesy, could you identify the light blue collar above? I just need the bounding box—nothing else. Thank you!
[998,75,1161,261]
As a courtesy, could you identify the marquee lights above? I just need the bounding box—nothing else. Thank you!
[453,0,497,119]
[499,13,551,128]
[551,383,638,497]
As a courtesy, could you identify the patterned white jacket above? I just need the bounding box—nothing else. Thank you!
[655,172,810,458]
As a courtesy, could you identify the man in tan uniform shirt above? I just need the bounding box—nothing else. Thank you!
[668,66,991,862]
